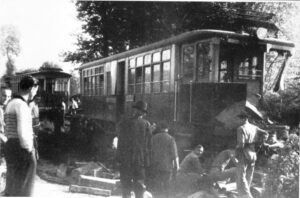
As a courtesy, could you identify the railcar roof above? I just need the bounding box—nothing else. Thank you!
[14,70,71,78]
[80,29,295,70]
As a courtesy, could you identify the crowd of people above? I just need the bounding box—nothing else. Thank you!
[115,100,291,198]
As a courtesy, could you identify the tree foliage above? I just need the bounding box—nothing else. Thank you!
[263,133,299,198]
[39,61,63,72]
[64,2,298,64]
[0,25,20,76]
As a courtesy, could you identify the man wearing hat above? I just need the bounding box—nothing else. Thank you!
[235,110,268,198]
[116,100,155,198]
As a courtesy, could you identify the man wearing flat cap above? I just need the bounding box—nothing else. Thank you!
[116,100,155,198]
[235,110,268,198]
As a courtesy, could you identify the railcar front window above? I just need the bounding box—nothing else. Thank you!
[219,43,262,82]
[182,45,195,83]
[264,51,287,92]
[196,42,211,82]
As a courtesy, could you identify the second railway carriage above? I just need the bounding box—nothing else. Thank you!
[78,29,295,152]
[5,69,71,131]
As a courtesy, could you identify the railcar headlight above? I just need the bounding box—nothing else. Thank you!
[256,27,268,39]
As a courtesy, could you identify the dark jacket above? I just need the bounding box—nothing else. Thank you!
[117,116,152,168]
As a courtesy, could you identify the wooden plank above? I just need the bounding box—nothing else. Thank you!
[79,175,120,191]
[69,184,111,197]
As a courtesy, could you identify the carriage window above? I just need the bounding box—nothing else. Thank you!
[162,62,170,92]
[95,76,99,95]
[128,68,135,94]
[129,58,136,68]
[144,54,151,65]
[137,56,143,67]
[153,64,161,93]
[135,67,143,94]
[162,49,170,61]
[153,52,161,63]
[107,71,112,95]
[144,66,151,94]
[182,45,195,83]
[127,48,171,94]
[99,75,104,95]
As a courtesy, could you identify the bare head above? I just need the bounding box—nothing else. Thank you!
[1,87,12,106]
[193,144,204,157]
[19,76,39,101]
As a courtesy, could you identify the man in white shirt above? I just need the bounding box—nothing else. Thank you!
[0,87,12,143]
[235,111,268,198]
[4,76,39,196]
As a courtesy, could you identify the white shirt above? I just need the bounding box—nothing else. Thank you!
[5,98,34,152]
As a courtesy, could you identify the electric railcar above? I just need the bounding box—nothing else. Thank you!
[78,29,295,151]
[5,69,71,124]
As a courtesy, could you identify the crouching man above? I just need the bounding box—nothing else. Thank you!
[176,144,206,194]
[209,149,238,184]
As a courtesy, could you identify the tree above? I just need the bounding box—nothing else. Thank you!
[39,61,63,72]
[64,2,298,64]
[0,25,20,76]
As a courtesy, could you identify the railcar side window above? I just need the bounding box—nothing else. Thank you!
[83,65,105,96]
[106,62,112,95]
[107,72,112,95]
[135,67,143,94]
[128,68,135,94]
[153,64,161,93]
[162,62,170,92]
[127,48,171,95]
[153,52,161,63]
[144,66,151,94]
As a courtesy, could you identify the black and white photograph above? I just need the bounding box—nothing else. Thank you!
[0,0,299,197]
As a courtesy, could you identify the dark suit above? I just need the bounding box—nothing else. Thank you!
[117,116,152,198]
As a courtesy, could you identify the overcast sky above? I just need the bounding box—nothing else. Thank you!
[0,0,81,76]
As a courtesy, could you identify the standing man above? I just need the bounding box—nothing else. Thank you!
[4,76,39,196]
[116,101,154,198]
[235,111,268,198]
[151,122,179,198]
[0,87,12,148]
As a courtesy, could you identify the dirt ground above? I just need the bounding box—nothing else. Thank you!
[33,175,121,198]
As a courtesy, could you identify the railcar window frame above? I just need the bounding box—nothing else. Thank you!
[83,65,105,97]
[127,47,171,95]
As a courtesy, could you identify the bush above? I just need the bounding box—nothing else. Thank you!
[263,133,299,198]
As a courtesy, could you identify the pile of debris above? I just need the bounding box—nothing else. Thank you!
[37,159,120,197]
